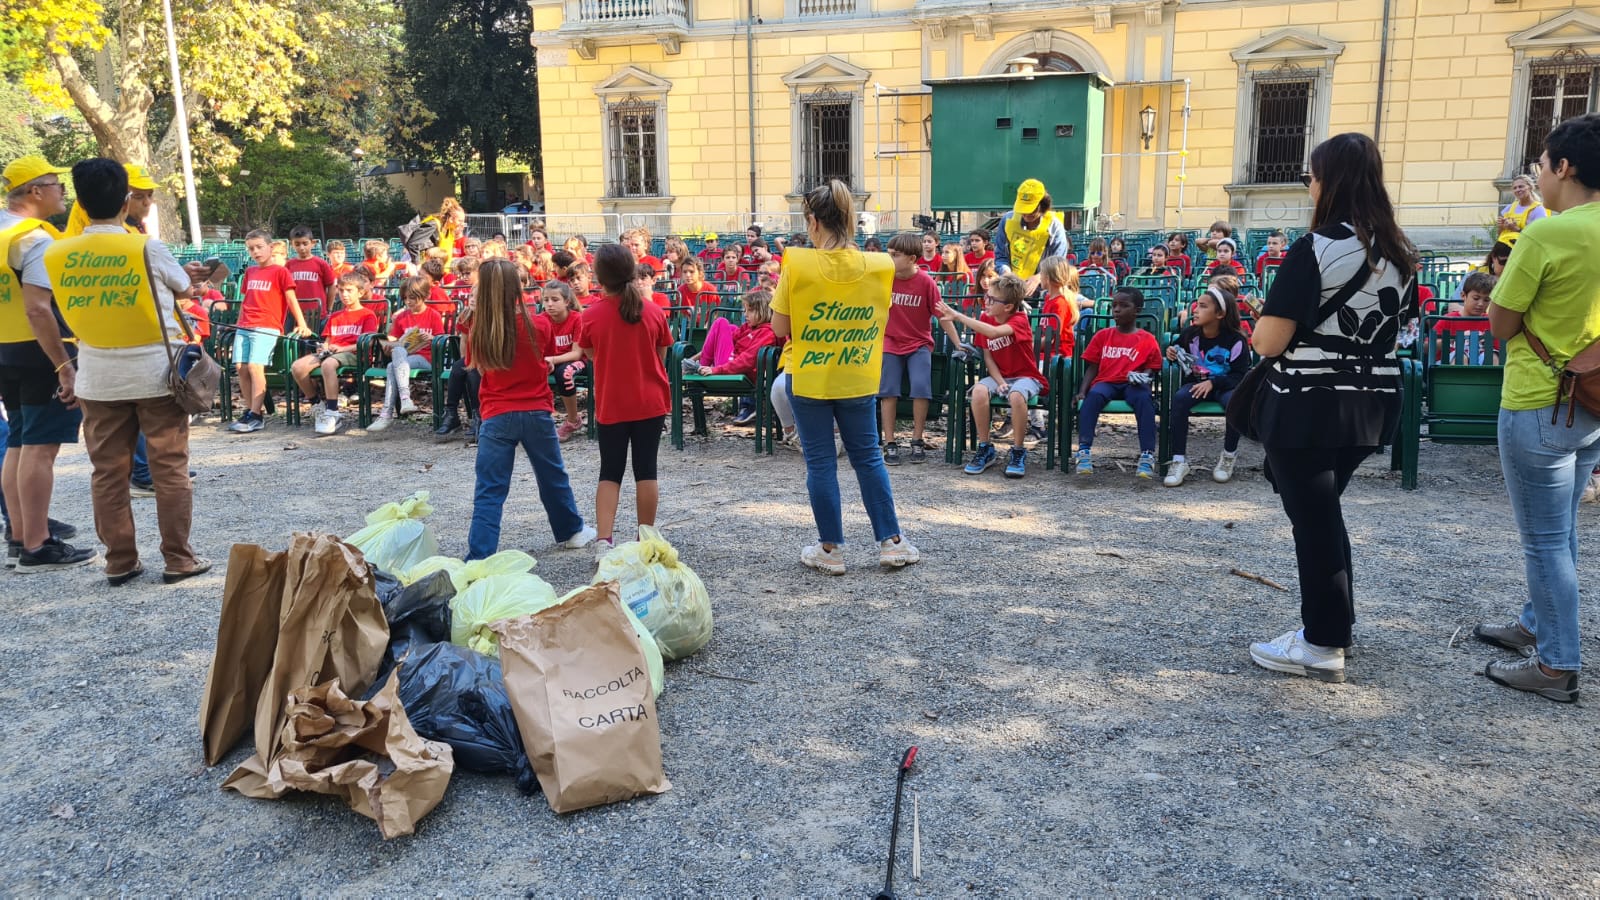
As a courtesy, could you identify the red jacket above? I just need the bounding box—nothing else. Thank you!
[710,322,777,378]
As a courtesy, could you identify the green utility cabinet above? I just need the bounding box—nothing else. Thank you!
[926,71,1106,212]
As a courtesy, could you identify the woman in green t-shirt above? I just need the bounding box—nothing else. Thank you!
[1475,113,1600,703]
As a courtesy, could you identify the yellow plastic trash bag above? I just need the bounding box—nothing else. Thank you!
[404,550,534,592]
[346,492,440,575]
[449,570,558,658]
[557,586,664,698]
[593,526,713,661]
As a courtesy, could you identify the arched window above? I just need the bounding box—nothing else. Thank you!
[1032,52,1083,73]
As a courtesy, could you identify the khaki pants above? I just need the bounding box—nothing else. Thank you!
[80,396,198,574]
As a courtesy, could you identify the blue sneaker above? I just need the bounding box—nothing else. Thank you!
[1136,451,1157,479]
[1004,446,1026,478]
[1073,447,1093,475]
[964,442,998,475]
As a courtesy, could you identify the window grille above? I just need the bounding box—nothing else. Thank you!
[1521,48,1599,173]
[798,88,853,193]
[607,97,661,198]
[1249,74,1313,184]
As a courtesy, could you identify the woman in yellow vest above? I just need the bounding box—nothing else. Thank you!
[1496,173,1547,245]
[771,180,919,575]
[422,197,467,259]
[992,179,1069,293]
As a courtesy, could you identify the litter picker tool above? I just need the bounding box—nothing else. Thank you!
[874,746,918,900]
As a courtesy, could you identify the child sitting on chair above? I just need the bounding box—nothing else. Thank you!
[677,257,717,308]
[1163,285,1249,486]
[1204,238,1247,278]
[1434,272,1497,364]
[292,273,380,436]
[367,277,446,433]
[681,290,776,426]
[1072,287,1163,479]
[937,274,1046,480]
[1038,255,1087,335]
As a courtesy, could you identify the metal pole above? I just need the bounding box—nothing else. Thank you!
[745,0,757,219]
[1375,0,1393,143]
[160,0,203,249]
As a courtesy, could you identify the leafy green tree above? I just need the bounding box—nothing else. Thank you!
[398,0,540,211]
[198,130,348,234]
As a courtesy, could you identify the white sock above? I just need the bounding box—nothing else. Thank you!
[1172,454,1187,463]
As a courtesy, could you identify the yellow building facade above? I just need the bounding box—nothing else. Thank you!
[529,0,1600,241]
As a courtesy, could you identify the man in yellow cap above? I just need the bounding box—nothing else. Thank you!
[993,178,1069,293]
[0,155,97,571]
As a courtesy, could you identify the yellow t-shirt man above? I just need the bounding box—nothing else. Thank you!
[772,247,893,400]
[1491,201,1600,411]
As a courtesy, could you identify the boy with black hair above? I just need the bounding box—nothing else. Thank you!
[1255,230,1288,278]
[1073,287,1163,479]
[286,225,335,318]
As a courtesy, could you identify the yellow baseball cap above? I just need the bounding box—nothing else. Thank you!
[124,164,158,191]
[1013,178,1047,215]
[1,155,69,193]
[705,232,719,241]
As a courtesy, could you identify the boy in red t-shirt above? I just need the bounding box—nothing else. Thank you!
[327,241,353,280]
[231,229,312,433]
[1254,230,1287,279]
[286,226,335,318]
[879,232,963,463]
[936,273,1046,479]
[537,281,589,442]
[1433,272,1499,364]
[367,276,447,432]
[636,263,672,310]
[1073,287,1163,478]
[290,274,379,435]
[717,247,743,284]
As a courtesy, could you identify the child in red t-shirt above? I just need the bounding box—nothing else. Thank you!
[290,273,379,435]
[579,245,674,554]
[1433,272,1499,364]
[326,241,353,280]
[367,277,447,432]
[1203,238,1247,279]
[232,230,311,432]
[1140,245,1179,278]
[717,247,742,284]
[179,296,212,340]
[677,257,717,309]
[937,273,1046,479]
[1073,287,1163,478]
[287,226,335,318]
[636,263,672,311]
[880,233,965,461]
[1038,255,1083,346]
[691,289,778,426]
[1254,230,1287,279]
[963,229,995,271]
[464,258,593,560]
[1164,233,1193,277]
[538,281,589,442]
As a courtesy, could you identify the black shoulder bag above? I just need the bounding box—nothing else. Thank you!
[1226,257,1374,442]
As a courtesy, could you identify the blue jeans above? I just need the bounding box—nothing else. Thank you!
[786,381,901,546]
[1078,381,1156,453]
[467,410,585,560]
[1169,385,1238,456]
[131,433,149,484]
[1499,405,1600,670]
[0,415,8,522]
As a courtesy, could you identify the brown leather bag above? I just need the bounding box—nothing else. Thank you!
[1524,330,1600,426]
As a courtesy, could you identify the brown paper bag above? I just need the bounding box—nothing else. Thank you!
[199,543,288,765]
[201,533,389,785]
[495,582,671,813]
[258,672,454,839]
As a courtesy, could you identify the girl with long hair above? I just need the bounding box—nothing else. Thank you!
[1245,132,1420,684]
[579,243,674,555]
[464,258,593,559]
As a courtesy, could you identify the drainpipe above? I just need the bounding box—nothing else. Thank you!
[746,0,757,219]
[1374,0,1392,143]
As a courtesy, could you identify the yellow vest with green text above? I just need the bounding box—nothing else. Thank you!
[42,232,163,349]
[778,247,893,400]
[0,218,59,344]
[1003,212,1055,280]
[64,202,139,238]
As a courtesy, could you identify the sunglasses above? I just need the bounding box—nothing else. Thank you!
[1298,172,1313,188]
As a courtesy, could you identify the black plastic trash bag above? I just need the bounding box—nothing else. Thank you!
[395,642,537,793]
[377,570,455,672]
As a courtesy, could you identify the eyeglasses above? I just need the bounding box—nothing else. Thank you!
[1298,172,1313,188]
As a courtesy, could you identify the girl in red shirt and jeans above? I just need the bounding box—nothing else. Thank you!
[580,244,675,555]
[465,259,594,559]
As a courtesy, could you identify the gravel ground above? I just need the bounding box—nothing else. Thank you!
[2,408,1599,895]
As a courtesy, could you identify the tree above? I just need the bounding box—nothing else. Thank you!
[0,0,403,238]
[398,0,540,212]
[197,130,348,234]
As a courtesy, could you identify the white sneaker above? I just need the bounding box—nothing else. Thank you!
[313,409,342,436]
[879,536,920,568]
[834,434,847,457]
[559,524,598,549]
[779,431,801,452]
[1163,459,1190,487]
[1214,450,1238,483]
[592,537,614,562]
[399,398,419,416]
[801,543,846,575]
[1583,473,1600,504]
[366,415,392,433]
[1249,629,1346,683]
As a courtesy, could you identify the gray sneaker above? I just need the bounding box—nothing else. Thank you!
[882,442,901,466]
[1473,620,1537,658]
[1485,656,1578,703]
